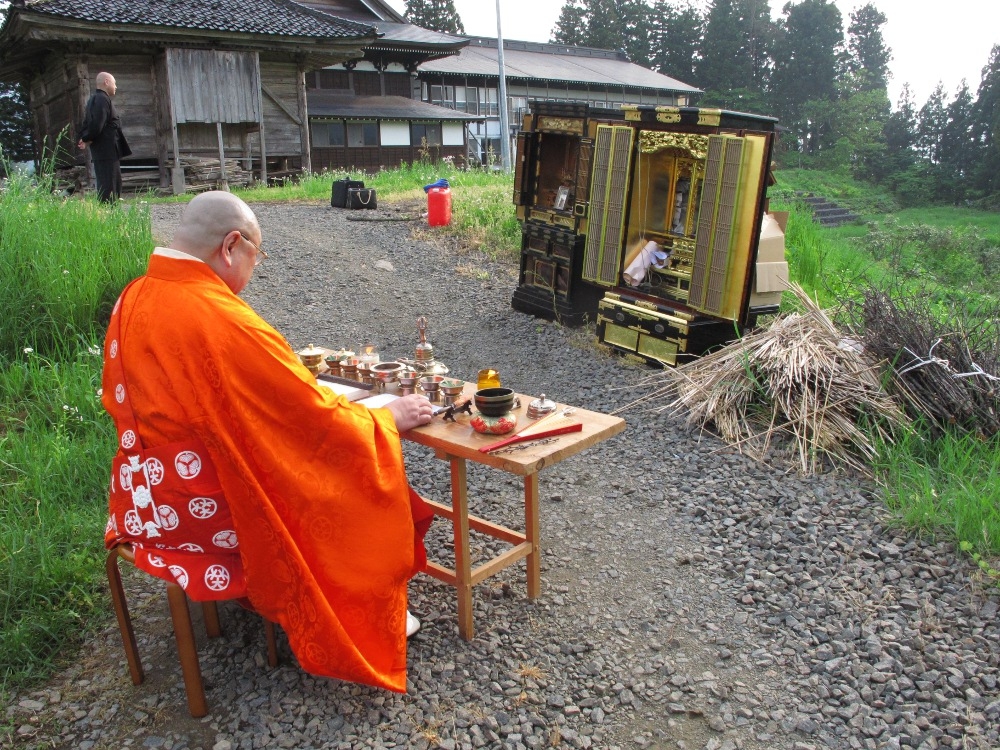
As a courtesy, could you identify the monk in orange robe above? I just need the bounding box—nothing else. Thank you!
[102,191,434,692]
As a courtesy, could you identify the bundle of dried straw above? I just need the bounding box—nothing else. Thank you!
[617,284,909,476]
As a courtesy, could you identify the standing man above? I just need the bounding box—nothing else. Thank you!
[77,71,131,202]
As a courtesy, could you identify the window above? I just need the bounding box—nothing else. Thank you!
[347,121,379,147]
[311,121,345,147]
[411,123,442,147]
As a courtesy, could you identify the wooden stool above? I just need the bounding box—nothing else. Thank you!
[106,545,278,717]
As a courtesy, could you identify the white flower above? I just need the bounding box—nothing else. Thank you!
[23,347,33,353]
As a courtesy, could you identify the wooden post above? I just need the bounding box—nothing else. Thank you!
[76,61,93,192]
[216,121,229,191]
[255,53,267,185]
[296,65,311,175]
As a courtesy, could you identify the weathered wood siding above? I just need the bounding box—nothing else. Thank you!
[166,49,260,124]
[103,55,158,160]
[28,59,77,164]
[27,54,158,166]
[256,61,306,158]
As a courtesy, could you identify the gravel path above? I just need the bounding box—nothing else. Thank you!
[7,199,999,750]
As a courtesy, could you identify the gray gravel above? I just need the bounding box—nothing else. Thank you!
[7,199,999,750]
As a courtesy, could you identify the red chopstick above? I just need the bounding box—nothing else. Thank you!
[479,423,583,453]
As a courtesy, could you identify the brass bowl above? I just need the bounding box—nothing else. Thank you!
[475,387,515,417]
[372,361,404,384]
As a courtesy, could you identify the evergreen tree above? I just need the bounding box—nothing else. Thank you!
[697,0,744,92]
[833,86,890,179]
[0,78,34,167]
[771,0,844,155]
[583,0,625,52]
[648,0,703,83]
[940,82,977,192]
[551,0,588,46]
[844,3,891,93]
[615,0,652,63]
[916,83,948,164]
[404,0,465,35]
[696,0,774,112]
[0,8,35,168]
[972,45,1000,197]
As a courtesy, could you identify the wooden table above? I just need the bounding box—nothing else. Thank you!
[401,382,625,640]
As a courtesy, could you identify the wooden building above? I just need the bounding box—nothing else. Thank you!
[418,37,703,165]
[0,0,472,193]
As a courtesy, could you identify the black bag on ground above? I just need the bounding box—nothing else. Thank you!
[347,187,377,210]
[331,178,364,208]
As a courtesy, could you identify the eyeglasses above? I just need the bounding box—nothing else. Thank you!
[239,232,268,266]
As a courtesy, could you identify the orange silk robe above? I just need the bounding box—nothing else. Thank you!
[102,250,428,692]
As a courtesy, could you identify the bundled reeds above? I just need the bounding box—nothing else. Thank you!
[854,288,1000,438]
[619,284,909,476]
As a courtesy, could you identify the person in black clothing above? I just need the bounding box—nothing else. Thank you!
[77,72,131,202]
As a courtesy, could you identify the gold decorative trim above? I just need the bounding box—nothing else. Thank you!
[655,106,681,124]
[638,131,710,160]
[698,109,722,126]
[537,116,584,135]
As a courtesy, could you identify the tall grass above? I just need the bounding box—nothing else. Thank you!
[0,171,150,357]
[1,165,148,699]
[875,426,1000,556]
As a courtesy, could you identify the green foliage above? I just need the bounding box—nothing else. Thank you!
[696,0,773,95]
[876,426,1000,561]
[771,0,843,152]
[1,347,114,694]
[843,3,891,92]
[0,167,150,359]
[0,79,33,168]
[403,0,464,35]
[647,0,702,82]
[856,218,1000,295]
[0,175,131,697]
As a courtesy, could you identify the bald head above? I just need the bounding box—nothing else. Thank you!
[174,191,258,258]
[171,191,262,293]
[96,72,117,96]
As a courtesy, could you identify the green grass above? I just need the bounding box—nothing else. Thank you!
[1,166,149,700]
[876,426,1000,557]
[1,346,115,690]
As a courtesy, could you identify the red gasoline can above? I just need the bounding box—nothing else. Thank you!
[427,186,452,226]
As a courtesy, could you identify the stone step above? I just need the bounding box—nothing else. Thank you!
[793,192,861,226]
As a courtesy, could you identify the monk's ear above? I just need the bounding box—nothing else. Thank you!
[219,230,241,268]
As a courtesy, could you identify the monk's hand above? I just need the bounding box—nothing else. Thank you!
[386,393,434,431]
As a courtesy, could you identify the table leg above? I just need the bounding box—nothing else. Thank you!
[450,456,474,640]
[524,472,541,599]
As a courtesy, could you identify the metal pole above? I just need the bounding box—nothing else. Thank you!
[495,0,511,172]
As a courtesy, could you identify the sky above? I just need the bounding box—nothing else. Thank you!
[383,0,998,108]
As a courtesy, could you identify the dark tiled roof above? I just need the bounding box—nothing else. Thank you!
[308,93,479,120]
[372,22,465,50]
[423,37,701,93]
[19,0,377,39]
